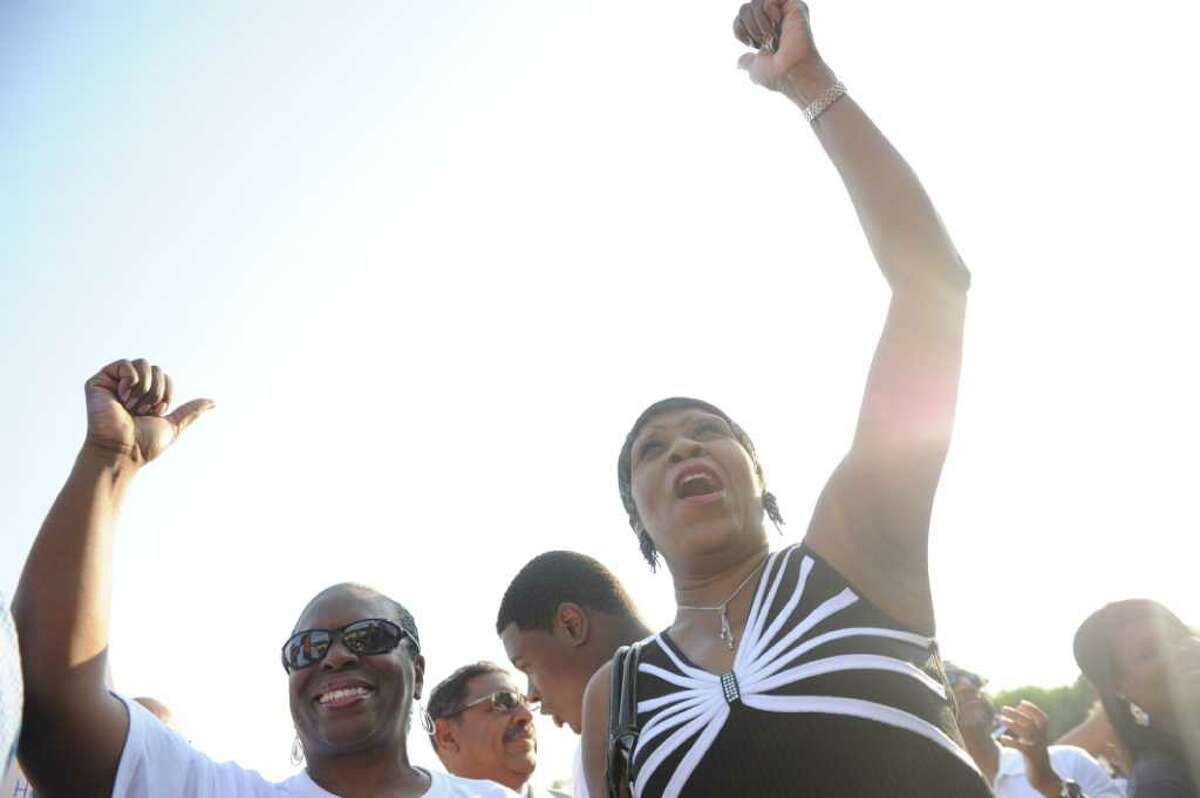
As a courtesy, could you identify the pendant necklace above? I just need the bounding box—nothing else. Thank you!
[676,555,768,650]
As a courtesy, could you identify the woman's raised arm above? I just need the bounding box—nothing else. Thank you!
[736,0,969,632]
[12,359,212,797]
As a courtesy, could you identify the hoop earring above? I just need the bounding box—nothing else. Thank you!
[1129,701,1151,727]
[290,735,305,767]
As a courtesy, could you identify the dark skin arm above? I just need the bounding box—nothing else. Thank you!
[12,359,212,797]
[736,0,968,634]
[999,701,1071,798]
[581,662,620,798]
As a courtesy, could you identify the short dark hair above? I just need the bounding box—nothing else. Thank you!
[617,398,783,567]
[426,661,509,750]
[495,551,641,635]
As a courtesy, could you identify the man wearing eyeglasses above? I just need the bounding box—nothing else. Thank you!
[428,663,568,798]
[946,662,1124,798]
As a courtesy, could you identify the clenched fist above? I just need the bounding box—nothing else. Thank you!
[84,358,214,466]
[733,0,835,102]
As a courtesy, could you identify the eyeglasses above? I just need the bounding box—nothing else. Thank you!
[281,618,417,673]
[437,689,536,719]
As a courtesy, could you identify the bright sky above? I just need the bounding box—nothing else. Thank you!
[3,0,1198,788]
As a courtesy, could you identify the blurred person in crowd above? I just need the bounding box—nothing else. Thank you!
[581,1,988,796]
[0,697,180,798]
[1058,701,1132,787]
[13,358,517,798]
[1075,600,1200,798]
[946,663,1124,798]
[132,696,177,732]
[1,758,35,797]
[2,593,24,795]
[496,552,650,798]
[427,663,567,798]
[2,764,38,798]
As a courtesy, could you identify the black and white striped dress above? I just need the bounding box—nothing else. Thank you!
[629,544,992,797]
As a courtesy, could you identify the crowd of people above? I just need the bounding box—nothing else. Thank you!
[2,1,1198,797]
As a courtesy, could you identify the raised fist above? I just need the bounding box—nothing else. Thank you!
[84,358,214,466]
[733,0,829,96]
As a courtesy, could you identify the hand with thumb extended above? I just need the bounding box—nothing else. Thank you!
[84,358,214,466]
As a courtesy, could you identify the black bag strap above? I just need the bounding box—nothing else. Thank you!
[606,641,642,798]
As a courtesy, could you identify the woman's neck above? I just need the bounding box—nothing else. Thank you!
[307,743,430,798]
[670,542,771,656]
[672,542,771,610]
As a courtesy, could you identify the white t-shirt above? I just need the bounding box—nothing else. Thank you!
[571,742,590,798]
[1,592,22,781]
[993,745,1126,798]
[113,696,518,798]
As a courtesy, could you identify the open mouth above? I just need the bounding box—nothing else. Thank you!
[673,465,725,502]
[314,684,375,710]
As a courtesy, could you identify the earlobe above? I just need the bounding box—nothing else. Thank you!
[433,720,459,754]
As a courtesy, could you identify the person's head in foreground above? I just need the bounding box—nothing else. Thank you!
[1075,600,1200,792]
[618,397,783,575]
[427,662,537,793]
[283,582,426,768]
[497,551,649,734]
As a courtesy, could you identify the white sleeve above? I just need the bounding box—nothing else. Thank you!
[112,694,278,798]
[572,743,591,798]
[1,593,22,778]
[429,770,521,797]
[1050,746,1126,798]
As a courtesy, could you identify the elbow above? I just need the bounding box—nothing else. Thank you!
[887,251,971,299]
[936,251,971,295]
[948,252,971,293]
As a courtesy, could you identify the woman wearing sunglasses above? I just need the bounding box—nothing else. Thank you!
[581,2,995,797]
[12,358,517,798]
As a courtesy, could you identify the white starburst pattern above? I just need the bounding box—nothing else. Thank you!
[631,547,980,798]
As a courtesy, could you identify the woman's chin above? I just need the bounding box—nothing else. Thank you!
[671,515,760,555]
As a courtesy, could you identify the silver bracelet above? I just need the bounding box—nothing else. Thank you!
[804,81,847,123]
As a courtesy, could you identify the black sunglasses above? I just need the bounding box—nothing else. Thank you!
[281,618,417,673]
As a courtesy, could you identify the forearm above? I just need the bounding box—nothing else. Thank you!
[1036,777,1067,798]
[13,444,136,694]
[784,64,968,293]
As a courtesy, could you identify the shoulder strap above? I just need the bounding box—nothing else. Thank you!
[606,642,642,798]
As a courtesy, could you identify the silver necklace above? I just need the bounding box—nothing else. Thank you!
[676,556,768,650]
